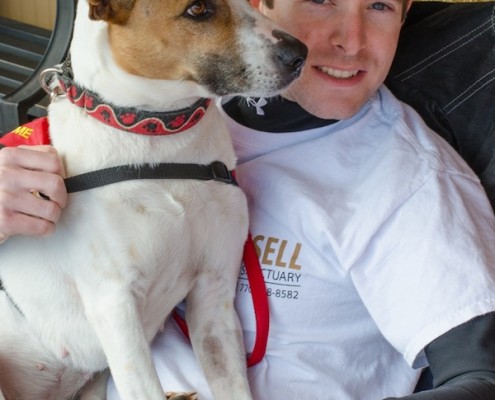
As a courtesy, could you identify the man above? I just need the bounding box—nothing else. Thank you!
[2,1,495,399]
[109,1,495,399]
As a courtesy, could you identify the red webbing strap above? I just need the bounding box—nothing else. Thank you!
[244,232,269,367]
[173,232,269,367]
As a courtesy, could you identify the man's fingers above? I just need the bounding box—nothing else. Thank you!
[0,212,56,238]
[0,189,63,224]
[0,145,67,242]
[2,146,66,177]
[0,191,58,240]
[24,171,68,209]
[0,163,68,210]
[0,180,64,242]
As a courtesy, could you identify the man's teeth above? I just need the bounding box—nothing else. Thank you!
[320,66,358,79]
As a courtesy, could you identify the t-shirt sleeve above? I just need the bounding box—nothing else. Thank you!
[348,169,495,368]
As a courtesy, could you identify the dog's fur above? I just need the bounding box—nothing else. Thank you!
[0,0,306,399]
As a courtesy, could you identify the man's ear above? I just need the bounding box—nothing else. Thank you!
[406,0,413,13]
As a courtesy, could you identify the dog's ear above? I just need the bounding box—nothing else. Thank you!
[88,0,136,24]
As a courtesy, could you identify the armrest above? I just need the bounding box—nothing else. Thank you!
[0,0,77,134]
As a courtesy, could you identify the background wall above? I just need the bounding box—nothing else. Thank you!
[0,0,56,30]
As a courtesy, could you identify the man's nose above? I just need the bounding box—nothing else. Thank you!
[330,12,366,55]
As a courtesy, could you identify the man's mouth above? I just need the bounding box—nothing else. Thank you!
[318,66,359,79]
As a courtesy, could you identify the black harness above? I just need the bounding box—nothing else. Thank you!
[64,160,237,193]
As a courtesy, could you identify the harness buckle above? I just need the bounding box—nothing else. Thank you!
[210,161,237,185]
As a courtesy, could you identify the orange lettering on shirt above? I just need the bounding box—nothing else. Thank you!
[275,240,288,268]
[288,242,302,270]
[262,237,278,266]
[253,235,264,258]
[254,235,303,270]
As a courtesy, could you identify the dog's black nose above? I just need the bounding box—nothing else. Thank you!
[273,30,308,75]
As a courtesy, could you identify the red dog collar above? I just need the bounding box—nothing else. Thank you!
[40,61,211,136]
[63,82,211,136]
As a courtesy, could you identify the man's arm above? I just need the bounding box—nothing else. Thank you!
[385,312,495,399]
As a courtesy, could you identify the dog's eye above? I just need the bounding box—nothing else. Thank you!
[186,1,212,19]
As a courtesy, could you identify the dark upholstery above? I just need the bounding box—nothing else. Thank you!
[0,0,77,134]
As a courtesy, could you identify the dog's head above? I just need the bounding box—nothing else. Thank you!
[83,0,307,97]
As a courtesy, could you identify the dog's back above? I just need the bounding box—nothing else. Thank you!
[0,1,307,399]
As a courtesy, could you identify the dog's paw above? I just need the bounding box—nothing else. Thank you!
[165,392,198,400]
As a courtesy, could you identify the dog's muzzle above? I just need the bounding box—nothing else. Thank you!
[273,29,308,77]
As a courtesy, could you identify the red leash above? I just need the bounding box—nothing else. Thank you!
[173,232,269,367]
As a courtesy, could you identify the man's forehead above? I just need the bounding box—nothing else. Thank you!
[263,0,408,9]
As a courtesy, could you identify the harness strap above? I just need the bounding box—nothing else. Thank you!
[64,161,237,193]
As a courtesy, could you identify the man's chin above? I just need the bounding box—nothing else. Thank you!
[286,84,373,120]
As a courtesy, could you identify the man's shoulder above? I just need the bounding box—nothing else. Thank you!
[372,87,479,182]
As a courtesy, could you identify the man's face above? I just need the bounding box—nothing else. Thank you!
[254,0,409,119]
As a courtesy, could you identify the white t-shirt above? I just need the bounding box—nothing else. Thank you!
[107,86,495,399]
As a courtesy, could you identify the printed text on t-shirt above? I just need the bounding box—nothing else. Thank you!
[237,235,303,300]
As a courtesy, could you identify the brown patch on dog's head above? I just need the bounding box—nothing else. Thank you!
[88,0,136,24]
[91,0,306,96]
[104,0,244,86]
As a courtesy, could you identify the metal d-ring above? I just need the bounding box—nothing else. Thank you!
[39,67,67,101]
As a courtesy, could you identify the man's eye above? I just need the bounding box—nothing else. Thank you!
[370,2,391,11]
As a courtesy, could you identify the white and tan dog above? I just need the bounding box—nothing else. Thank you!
[0,0,306,399]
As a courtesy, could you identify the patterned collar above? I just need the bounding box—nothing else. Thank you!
[44,60,211,136]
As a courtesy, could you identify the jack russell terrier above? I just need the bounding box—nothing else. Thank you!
[0,0,306,399]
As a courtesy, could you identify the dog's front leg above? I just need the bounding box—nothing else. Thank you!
[81,285,165,400]
[186,277,253,400]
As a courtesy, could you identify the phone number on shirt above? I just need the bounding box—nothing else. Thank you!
[237,282,299,300]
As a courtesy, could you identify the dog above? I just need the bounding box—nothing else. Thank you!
[0,0,306,399]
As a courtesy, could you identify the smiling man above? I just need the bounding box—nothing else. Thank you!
[255,0,409,120]
[124,0,495,399]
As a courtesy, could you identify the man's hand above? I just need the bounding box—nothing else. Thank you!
[0,145,68,242]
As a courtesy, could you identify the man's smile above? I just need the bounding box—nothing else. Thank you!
[318,66,359,79]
